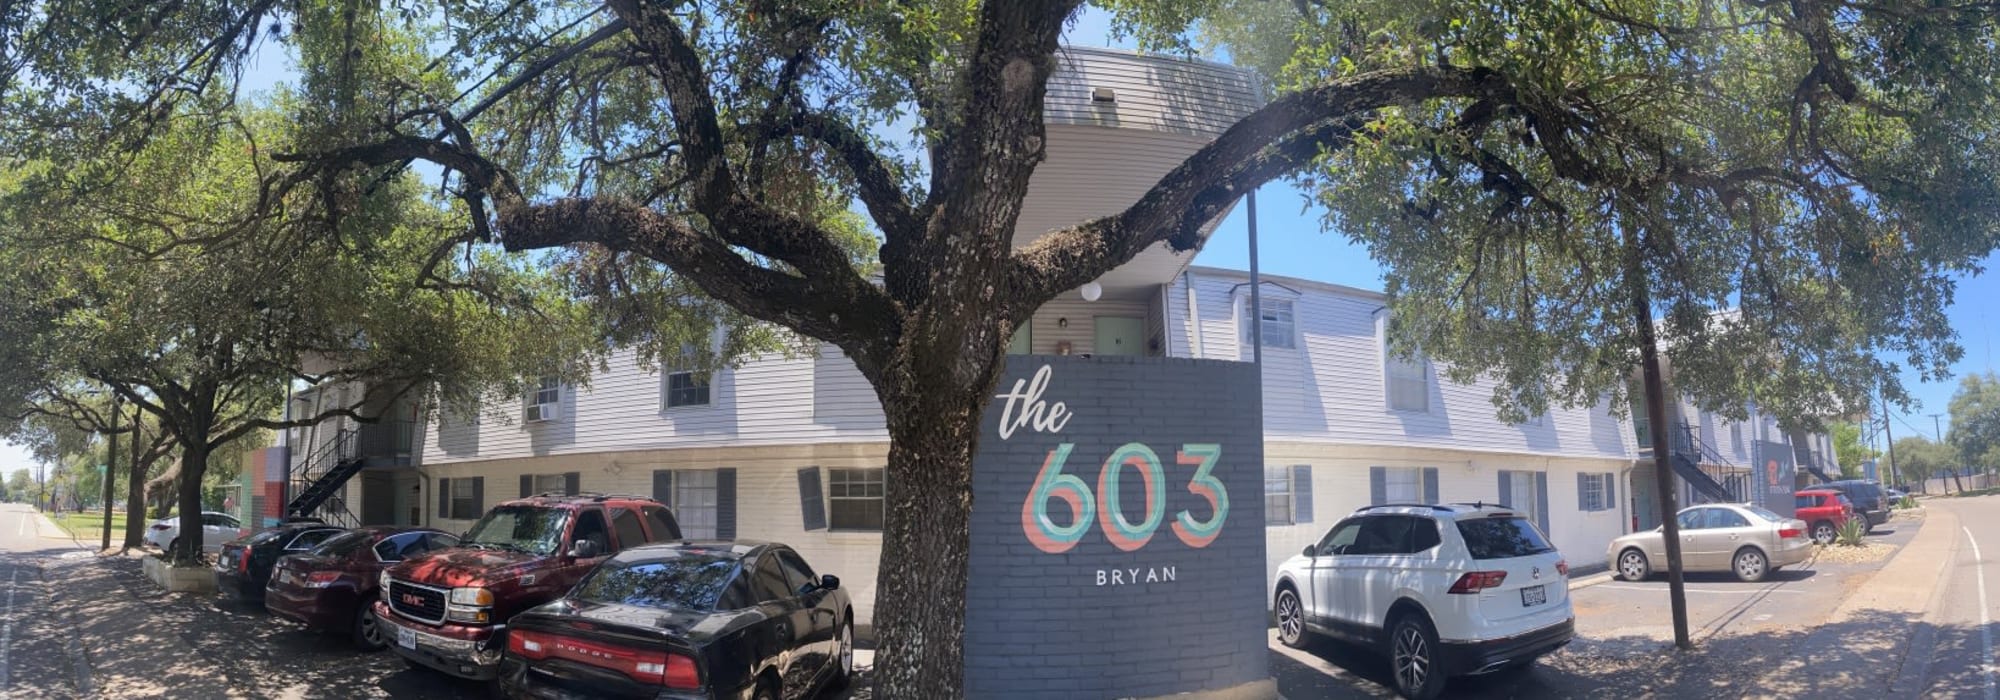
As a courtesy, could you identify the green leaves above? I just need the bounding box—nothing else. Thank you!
[1948,373,2000,471]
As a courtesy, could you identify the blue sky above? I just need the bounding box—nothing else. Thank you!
[5,6,1993,478]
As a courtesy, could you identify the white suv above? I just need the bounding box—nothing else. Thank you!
[1272,503,1575,699]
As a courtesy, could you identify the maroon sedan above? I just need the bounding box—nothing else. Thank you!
[266,526,461,649]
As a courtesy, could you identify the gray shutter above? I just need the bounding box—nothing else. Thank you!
[1370,467,1387,505]
[1291,465,1313,524]
[717,468,737,540]
[1535,472,1550,534]
[470,477,485,515]
[520,474,534,498]
[1605,473,1615,508]
[563,471,581,496]
[1497,471,1513,507]
[799,467,827,531]
[438,478,450,518]
[652,470,674,505]
[1578,473,1589,510]
[1423,468,1439,504]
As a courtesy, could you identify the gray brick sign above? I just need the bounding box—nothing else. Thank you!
[964,355,1268,698]
[1754,440,1798,518]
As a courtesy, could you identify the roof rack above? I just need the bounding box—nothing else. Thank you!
[1448,501,1503,510]
[1355,503,1460,513]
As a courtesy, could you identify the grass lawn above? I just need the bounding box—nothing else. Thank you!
[49,510,131,542]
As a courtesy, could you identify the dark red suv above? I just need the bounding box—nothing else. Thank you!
[372,493,682,680]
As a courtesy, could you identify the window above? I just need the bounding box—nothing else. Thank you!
[774,550,819,595]
[374,533,421,562]
[751,558,792,603]
[1709,508,1750,529]
[1455,517,1556,560]
[524,377,560,422]
[575,556,739,611]
[1241,298,1295,349]
[571,509,612,555]
[611,508,648,550]
[1386,353,1429,412]
[285,529,340,551]
[1314,519,1364,556]
[1505,471,1541,526]
[1677,508,1707,531]
[529,473,567,496]
[1580,473,1614,512]
[640,505,683,542]
[665,371,710,408]
[1351,516,1418,555]
[666,470,719,539]
[1265,467,1294,526]
[450,479,479,520]
[827,468,886,531]
[1382,467,1431,503]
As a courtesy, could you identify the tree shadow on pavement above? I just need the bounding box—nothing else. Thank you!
[1274,608,1974,699]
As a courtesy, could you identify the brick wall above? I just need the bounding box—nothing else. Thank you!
[965,355,1268,698]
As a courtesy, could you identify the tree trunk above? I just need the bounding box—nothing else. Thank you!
[867,331,1009,699]
[1626,231,1694,650]
[172,441,210,565]
[123,418,153,550]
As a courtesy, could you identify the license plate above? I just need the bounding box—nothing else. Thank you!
[1521,585,1547,607]
[397,626,417,650]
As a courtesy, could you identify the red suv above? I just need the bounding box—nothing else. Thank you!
[1794,489,1857,545]
[372,493,682,680]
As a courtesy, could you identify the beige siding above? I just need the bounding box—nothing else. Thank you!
[1028,294,1151,356]
[418,443,890,626]
[1261,442,1633,601]
[1045,46,1262,138]
[1172,269,1637,460]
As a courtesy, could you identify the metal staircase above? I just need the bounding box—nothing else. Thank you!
[287,428,363,527]
[1669,420,1739,504]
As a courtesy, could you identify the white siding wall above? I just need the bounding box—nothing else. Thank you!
[1171,269,1636,461]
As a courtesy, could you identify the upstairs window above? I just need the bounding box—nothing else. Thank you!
[524,377,560,422]
[665,371,711,408]
[1386,354,1429,412]
[1241,298,1295,349]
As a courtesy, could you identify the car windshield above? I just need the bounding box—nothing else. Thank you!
[1455,516,1556,559]
[245,528,290,545]
[1741,505,1785,523]
[312,531,373,557]
[461,507,569,555]
[573,555,739,611]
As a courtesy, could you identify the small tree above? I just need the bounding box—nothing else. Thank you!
[1950,373,2000,474]
[1832,422,1879,480]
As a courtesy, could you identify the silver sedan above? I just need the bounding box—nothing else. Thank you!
[1606,503,1812,583]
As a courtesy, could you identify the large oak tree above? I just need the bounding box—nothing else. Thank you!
[12,0,2000,693]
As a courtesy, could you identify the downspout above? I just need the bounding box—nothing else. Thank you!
[1183,270,1204,357]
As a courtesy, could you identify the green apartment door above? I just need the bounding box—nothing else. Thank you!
[1093,316,1145,356]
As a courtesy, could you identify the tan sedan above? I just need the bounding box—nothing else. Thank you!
[1606,503,1812,582]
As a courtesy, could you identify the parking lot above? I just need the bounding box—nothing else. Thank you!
[1270,518,1921,699]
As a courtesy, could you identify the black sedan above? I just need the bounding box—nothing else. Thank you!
[499,541,853,700]
[215,519,346,600]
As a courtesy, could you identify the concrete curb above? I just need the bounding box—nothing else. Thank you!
[1568,571,1615,591]
[1886,507,1962,697]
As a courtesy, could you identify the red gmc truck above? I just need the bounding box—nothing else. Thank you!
[372,493,682,680]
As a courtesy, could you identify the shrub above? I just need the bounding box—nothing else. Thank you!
[1836,517,1868,547]
[1899,495,1919,509]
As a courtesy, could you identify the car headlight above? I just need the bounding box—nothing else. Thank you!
[446,604,493,623]
[450,587,495,606]
[379,571,393,600]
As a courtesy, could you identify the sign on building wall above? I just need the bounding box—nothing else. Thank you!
[965,356,1268,698]
[1753,440,1796,518]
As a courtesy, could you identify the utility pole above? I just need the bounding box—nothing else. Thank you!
[1932,413,1965,493]
[1883,388,1901,492]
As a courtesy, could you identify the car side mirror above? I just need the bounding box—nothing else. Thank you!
[819,574,840,591]
[568,540,601,559]
[1302,544,1317,558]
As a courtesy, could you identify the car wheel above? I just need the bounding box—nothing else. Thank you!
[167,538,181,557]
[1812,521,1837,546]
[1616,549,1651,582]
[752,679,779,700]
[351,608,386,651]
[828,618,855,690]
[1734,547,1769,582]
[1388,614,1446,700]
[1274,587,1311,649]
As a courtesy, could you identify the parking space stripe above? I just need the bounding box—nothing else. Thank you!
[1590,584,1804,595]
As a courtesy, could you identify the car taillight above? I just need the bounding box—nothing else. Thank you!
[1779,527,1804,539]
[508,630,698,688]
[1448,571,1508,594]
[150,524,170,531]
[1555,559,1569,577]
[239,553,251,575]
[304,571,341,588]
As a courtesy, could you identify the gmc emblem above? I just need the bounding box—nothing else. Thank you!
[400,593,426,607]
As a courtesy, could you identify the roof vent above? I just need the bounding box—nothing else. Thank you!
[1091,87,1116,103]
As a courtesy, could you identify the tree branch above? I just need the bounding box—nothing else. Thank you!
[782,111,920,240]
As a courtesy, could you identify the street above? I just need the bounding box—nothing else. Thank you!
[1909,495,2000,699]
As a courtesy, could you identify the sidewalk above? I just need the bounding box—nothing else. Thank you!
[38,551,243,698]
